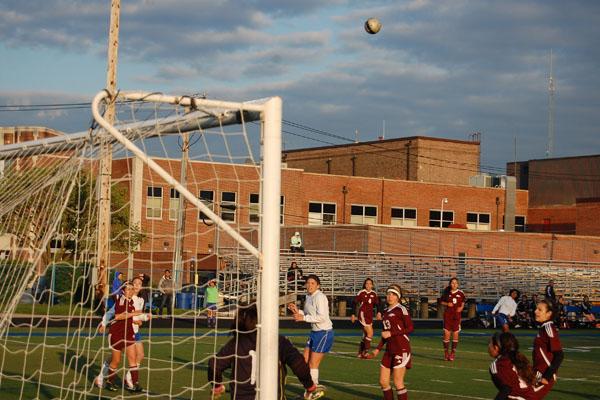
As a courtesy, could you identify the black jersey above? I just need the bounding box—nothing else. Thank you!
[208,333,314,399]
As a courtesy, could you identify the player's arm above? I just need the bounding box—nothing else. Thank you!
[207,339,235,391]
[492,298,503,314]
[541,350,564,382]
[494,385,511,400]
[351,294,361,322]
[457,295,466,313]
[114,310,143,320]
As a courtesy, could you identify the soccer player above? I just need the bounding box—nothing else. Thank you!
[440,277,466,361]
[488,332,536,400]
[208,304,324,399]
[351,277,381,358]
[492,289,519,332]
[96,276,150,390]
[288,274,333,389]
[104,281,147,392]
[532,299,564,399]
[367,284,413,400]
[205,278,219,328]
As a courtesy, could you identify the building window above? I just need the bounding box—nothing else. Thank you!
[169,189,181,221]
[249,194,285,225]
[429,209,454,228]
[351,204,378,225]
[221,191,237,222]
[198,190,214,221]
[146,186,163,219]
[466,212,491,231]
[308,202,336,225]
[391,207,417,227]
[515,215,526,232]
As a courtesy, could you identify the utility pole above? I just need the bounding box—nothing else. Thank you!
[97,0,120,296]
[173,128,189,289]
[546,49,555,158]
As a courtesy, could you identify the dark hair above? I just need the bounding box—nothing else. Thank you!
[362,278,374,290]
[537,299,555,321]
[442,277,459,297]
[290,261,298,268]
[490,332,535,385]
[132,276,143,284]
[233,304,258,335]
[305,274,320,285]
[165,269,171,273]
[509,289,520,299]
[386,284,402,299]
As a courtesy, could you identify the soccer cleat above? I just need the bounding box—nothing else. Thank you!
[304,388,325,399]
[104,382,119,392]
[94,375,104,389]
[444,351,449,361]
[126,384,144,393]
[449,352,455,361]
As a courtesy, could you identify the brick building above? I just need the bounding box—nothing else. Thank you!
[508,154,600,235]
[0,126,62,144]
[283,136,480,185]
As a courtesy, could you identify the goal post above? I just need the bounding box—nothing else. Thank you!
[92,90,282,399]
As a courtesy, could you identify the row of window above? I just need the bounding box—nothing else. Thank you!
[307,201,526,231]
[146,187,526,231]
[146,187,284,224]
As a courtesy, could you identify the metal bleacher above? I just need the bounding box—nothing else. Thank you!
[218,250,600,309]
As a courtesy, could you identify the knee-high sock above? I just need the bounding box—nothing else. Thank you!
[451,340,458,352]
[107,367,117,384]
[310,369,319,385]
[382,387,394,400]
[129,365,139,385]
[364,336,372,351]
[397,387,408,400]
[443,340,449,351]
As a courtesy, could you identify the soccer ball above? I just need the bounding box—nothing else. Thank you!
[364,18,382,34]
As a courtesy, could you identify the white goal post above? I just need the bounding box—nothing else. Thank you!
[92,90,282,399]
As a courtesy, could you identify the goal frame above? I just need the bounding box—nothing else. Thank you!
[92,90,282,400]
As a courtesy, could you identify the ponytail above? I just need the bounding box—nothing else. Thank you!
[493,332,536,385]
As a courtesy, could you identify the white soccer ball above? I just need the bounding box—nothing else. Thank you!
[364,18,382,34]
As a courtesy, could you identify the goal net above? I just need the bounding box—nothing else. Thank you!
[0,90,282,399]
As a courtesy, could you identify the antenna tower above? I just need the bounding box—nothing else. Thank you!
[546,50,555,158]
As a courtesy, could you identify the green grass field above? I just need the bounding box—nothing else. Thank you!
[1,328,599,399]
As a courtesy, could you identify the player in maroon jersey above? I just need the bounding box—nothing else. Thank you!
[351,278,381,358]
[104,281,146,392]
[532,299,564,399]
[488,332,537,400]
[366,284,413,400]
[439,277,466,361]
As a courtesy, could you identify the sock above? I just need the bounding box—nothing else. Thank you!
[310,368,319,385]
[129,365,139,386]
[451,341,458,352]
[359,335,365,353]
[107,367,117,384]
[397,387,408,400]
[443,340,449,351]
[364,336,372,351]
[383,387,394,400]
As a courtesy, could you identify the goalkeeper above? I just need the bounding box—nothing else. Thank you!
[208,304,324,399]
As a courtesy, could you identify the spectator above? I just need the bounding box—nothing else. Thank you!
[580,295,599,328]
[109,271,124,309]
[492,289,519,332]
[158,270,175,317]
[545,280,556,304]
[557,295,568,328]
[516,294,532,329]
[290,232,305,253]
[137,273,151,306]
[205,279,219,328]
[287,261,304,292]
[529,294,539,323]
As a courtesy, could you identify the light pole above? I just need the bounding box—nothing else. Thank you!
[440,197,448,228]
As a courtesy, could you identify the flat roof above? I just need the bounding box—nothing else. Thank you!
[283,135,480,153]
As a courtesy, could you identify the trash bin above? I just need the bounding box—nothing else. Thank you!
[467,299,477,319]
[176,292,193,309]
[338,299,347,317]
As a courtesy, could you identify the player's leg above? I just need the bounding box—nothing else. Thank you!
[105,349,122,391]
[442,328,451,360]
[379,364,393,400]
[450,329,459,360]
[392,367,408,400]
[308,352,325,385]
[125,344,142,391]
[363,324,374,354]
[135,341,145,365]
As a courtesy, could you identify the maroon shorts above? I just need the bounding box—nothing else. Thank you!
[443,312,461,332]
[109,333,135,352]
[359,309,374,326]
[380,350,412,370]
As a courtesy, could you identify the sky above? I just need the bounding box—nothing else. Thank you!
[1,0,599,171]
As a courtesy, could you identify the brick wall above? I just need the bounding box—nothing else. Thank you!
[283,136,479,185]
[576,199,600,236]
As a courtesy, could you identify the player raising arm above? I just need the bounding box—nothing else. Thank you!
[367,284,413,400]
[351,278,381,358]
